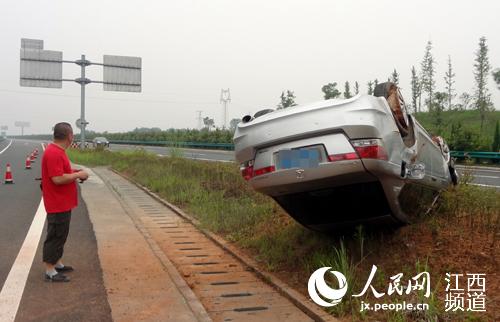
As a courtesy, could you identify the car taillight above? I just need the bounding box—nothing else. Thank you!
[240,160,254,181]
[328,152,359,162]
[351,139,388,160]
[253,166,275,176]
[240,160,276,180]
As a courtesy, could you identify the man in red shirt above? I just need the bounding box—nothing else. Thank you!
[42,122,88,282]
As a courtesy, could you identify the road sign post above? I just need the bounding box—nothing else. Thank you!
[19,38,142,148]
[75,54,91,148]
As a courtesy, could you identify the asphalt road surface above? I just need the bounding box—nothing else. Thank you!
[109,143,235,162]
[455,165,500,189]
[0,139,112,321]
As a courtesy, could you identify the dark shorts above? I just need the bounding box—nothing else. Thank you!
[43,211,72,265]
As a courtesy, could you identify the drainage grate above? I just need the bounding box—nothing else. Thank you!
[221,292,252,298]
[193,262,219,266]
[233,306,268,312]
[179,247,202,250]
[174,241,195,244]
[210,281,239,286]
[186,254,208,257]
[200,271,227,275]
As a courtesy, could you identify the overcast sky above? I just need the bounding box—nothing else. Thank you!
[1,0,499,135]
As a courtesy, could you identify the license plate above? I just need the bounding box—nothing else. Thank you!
[276,148,321,169]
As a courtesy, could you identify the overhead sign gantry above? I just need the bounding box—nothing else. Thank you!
[20,38,142,147]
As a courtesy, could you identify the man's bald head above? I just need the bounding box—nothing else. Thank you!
[53,122,73,141]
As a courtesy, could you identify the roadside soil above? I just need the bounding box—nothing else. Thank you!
[223,213,499,321]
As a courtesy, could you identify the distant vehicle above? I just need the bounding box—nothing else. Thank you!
[234,82,458,231]
[92,137,110,148]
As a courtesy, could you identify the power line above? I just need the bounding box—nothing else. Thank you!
[0,87,256,111]
[0,87,221,105]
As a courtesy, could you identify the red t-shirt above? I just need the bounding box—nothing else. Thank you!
[41,143,78,213]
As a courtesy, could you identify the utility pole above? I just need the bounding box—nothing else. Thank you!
[196,110,203,130]
[220,88,231,129]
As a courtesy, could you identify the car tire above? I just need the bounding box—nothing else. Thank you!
[374,82,410,137]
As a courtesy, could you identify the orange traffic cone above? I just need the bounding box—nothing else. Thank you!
[30,153,36,163]
[4,163,14,184]
[25,156,32,170]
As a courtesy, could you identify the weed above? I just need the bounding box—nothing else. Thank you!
[354,225,366,262]
[169,145,183,158]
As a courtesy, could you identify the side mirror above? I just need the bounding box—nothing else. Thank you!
[401,161,425,180]
[401,146,417,163]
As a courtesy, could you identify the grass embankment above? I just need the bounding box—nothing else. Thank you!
[69,149,499,322]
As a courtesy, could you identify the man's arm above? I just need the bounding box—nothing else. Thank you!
[51,171,88,185]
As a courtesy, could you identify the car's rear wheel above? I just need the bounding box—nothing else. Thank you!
[374,82,410,137]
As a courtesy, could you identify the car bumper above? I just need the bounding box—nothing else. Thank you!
[249,159,380,196]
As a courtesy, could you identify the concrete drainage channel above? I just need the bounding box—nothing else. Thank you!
[93,167,335,322]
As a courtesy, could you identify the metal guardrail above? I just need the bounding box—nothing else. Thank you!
[451,151,500,160]
[109,140,235,150]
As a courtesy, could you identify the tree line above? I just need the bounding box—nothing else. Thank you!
[276,37,500,151]
[89,127,234,144]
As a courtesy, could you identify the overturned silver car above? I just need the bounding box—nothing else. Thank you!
[233,82,458,231]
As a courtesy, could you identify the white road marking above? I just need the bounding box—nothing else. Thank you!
[186,157,233,163]
[469,183,500,188]
[456,166,500,173]
[0,139,13,155]
[0,199,46,322]
[0,143,46,322]
[472,175,500,179]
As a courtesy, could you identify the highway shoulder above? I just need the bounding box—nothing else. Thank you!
[80,167,205,322]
